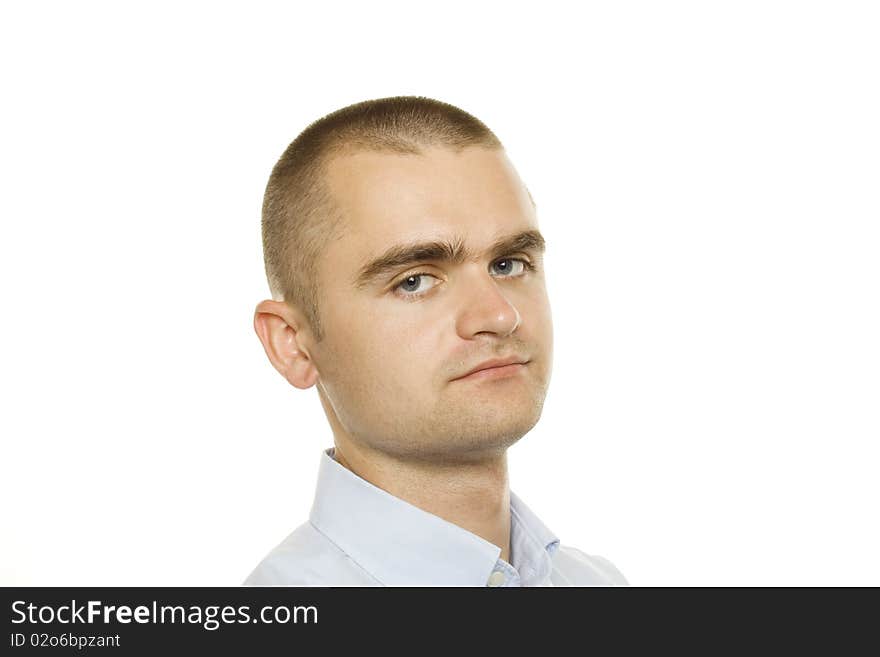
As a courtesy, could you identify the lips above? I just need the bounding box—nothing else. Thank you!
[454,356,528,380]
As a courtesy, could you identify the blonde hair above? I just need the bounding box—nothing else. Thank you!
[260,96,504,341]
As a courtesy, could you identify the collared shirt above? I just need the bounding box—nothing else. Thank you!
[244,447,628,587]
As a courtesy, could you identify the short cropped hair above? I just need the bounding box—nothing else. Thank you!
[260,96,504,342]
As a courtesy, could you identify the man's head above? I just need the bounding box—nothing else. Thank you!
[255,96,553,464]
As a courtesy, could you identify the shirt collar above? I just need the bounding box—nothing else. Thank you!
[509,489,561,584]
[308,447,559,586]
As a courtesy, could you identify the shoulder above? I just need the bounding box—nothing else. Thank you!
[242,522,380,586]
[551,545,629,586]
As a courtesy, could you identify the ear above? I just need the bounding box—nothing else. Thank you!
[253,300,320,389]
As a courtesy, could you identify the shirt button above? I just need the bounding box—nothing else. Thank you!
[487,571,506,587]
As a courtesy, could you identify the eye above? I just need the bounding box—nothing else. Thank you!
[491,258,531,277]
[394,272,440,298]
[392,257,535,300]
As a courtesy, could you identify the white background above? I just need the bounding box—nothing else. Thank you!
[1,1,877,586]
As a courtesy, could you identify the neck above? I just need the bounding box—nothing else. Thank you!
[333,439,512,563]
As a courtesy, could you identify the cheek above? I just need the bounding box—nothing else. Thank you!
[532,288,554,331]
[365,312,436,370]
[517,289,552,332]
[539,298,554,342]
[324,301,431,385]
[365,310,452,396]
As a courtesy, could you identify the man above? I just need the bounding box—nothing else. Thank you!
[246,96,627,586]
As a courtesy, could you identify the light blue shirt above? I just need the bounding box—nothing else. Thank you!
[244,447,628,587]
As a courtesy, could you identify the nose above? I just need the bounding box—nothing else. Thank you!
[454,265,522,339]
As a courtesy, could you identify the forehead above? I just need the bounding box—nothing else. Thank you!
[321,145,537,265]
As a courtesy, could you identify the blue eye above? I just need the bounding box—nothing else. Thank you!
[491,258,528,276]
[397,273,436,295]
[392,258,535,300]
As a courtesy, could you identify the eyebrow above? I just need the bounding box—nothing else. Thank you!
[353,229,546,289]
